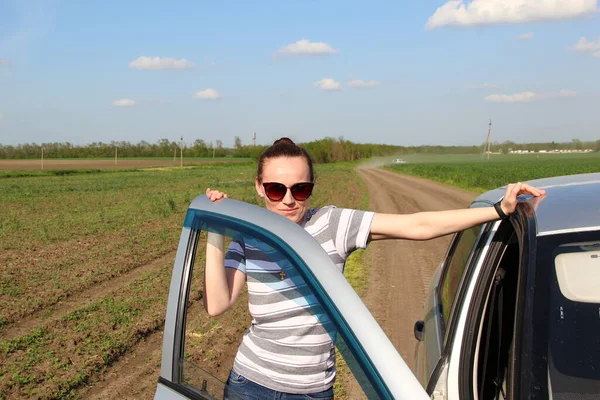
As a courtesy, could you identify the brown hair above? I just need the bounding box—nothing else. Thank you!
[256,137,315,183]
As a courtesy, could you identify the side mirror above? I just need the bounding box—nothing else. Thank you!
[414,320,425,341]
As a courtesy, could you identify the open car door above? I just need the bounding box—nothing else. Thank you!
[154,196,429,400]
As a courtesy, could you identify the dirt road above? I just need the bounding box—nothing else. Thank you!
[80,168,477,399]
[356,168,476,371]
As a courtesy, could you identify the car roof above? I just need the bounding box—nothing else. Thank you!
[472,172,600,236]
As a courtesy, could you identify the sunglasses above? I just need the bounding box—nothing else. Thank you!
[262,182,314,202]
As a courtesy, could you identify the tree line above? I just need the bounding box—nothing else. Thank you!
[0,137,598,163]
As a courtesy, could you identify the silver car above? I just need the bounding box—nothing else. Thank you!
[415,172,600,400]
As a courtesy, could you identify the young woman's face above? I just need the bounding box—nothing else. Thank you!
[255,156,312,224]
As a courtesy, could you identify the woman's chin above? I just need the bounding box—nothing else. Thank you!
[280,211,302,223]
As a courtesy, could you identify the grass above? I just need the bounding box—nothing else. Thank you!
[386,152,600,193]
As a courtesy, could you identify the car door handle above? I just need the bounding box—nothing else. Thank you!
[414,320,425,341]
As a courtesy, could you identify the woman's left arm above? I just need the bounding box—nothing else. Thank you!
[369,182,546,241]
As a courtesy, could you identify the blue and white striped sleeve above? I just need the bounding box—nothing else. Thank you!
[330,207,375,258]
[224,236,247,274]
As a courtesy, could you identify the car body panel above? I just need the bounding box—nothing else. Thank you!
[473,172,600,235]
[415,265,443,388]
[154,383,200,400]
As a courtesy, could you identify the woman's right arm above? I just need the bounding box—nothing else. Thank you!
[203,188,247,317]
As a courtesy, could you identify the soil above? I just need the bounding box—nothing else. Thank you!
[76,168,477,399]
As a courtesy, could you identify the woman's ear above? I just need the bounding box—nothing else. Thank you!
[255,177,264,198]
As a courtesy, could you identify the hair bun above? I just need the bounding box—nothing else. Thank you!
[273,137,295,146]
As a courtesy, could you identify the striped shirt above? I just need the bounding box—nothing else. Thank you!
[224,206,375,393]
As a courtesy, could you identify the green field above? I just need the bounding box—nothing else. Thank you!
[386,152,600,192]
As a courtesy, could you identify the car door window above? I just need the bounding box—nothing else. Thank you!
[171,212,383,399]
[438,225,482,337]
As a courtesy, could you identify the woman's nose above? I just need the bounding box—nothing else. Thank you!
[282,188,295,204]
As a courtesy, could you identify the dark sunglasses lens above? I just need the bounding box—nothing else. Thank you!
[263,183,287,201]
[291,183,314,201]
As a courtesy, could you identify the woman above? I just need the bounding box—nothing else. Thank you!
[204,138,545,399]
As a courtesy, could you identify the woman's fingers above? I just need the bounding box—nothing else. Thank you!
[501,182,546,215]
[205,188,228,202]
[517,182,546,196]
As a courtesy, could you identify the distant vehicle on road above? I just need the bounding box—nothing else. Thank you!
[393,158,407,164]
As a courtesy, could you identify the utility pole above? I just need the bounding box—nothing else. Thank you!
[180,136,183,169]
[174,145,176,163]
[41,147,44,170]
[253,132,256,146]
[484,119,492,160]
[115,146,118,166]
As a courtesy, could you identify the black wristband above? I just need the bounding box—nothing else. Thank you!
[494,201,509,220]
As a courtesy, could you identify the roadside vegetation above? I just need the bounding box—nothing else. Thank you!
[3,137,598,163]
[386,152,600,193]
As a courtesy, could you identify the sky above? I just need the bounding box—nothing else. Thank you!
[0,0,599,148]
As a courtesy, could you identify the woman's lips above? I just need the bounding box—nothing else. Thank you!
[279,208,298,215]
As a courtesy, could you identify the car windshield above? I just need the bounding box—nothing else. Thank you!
[546,238,600,397]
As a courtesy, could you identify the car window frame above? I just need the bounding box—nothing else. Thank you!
[436,221,488,347]
[425,217,493,396]
[455,217,520,399]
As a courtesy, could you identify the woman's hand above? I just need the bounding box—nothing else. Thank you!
[500,182,546,216]
[206,188,228,202]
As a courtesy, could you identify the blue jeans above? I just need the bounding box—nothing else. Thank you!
[223,370,335,400]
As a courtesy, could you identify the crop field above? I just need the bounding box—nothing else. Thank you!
[386,152,600,192]
[0,161,369,399]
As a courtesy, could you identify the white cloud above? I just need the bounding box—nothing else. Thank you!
[112,99,136,107]
[485,91,536,102]
[194,88,221,100]
[315,78,343,91]
[128,56,195,70]
[0,58,11,67]
[547,89,577,99]
[426,0,597,29]
[347,79,380,88]
[465,82,497,89]
[519,32,535,40]
[484,89,576,102]
[572,36,600,57]
[279,39,339,55]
